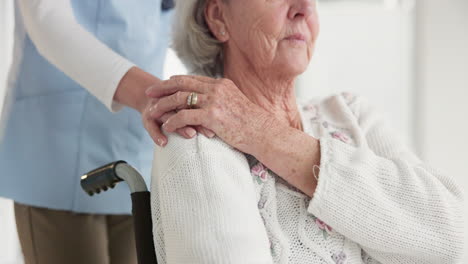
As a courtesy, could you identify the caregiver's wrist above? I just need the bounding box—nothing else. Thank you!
[114,66,161,113]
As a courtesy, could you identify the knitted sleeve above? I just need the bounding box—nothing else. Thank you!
[152,134,273,264]
[307,95,465,264]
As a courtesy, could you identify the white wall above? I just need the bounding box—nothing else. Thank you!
[415,0,468,261]
[0,0,13,114]
[0,199,21,264]
[0,1,23,263]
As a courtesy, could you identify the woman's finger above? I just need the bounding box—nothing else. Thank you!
[159,112,197,139]
[146,76,210,98]
[158,112,173,124]
[196,126,216,138]
[149,91,207,119]
[178,127,197,139]
[162,109,207,132]
[144,118,195,145]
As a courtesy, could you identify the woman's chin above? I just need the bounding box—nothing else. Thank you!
[274,60,309,78]
[275,50,310,75]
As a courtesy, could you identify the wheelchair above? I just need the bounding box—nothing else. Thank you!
[80,161,156,264]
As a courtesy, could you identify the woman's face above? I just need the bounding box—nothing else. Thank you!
[222,0,319,78]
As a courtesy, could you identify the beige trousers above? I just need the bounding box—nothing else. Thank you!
[14,202,137,264]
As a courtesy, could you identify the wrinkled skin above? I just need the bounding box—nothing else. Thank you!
[146,75,273,155]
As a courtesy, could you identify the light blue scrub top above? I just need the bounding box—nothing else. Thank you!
[0,0,174,214]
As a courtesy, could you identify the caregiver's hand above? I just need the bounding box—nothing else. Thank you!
[145,75,277,155]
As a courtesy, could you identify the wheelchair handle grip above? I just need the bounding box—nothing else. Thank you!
[81,161,148,196]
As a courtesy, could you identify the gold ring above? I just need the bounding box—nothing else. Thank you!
[186,92,193,108]
[190,92,198,108]
[187,92,198,109]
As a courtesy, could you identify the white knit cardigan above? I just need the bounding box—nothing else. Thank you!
[151,93,465,264]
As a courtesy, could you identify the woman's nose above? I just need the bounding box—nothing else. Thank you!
[288,0,314,20]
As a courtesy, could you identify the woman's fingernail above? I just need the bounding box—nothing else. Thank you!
[207,131,215,138]
[186,127,197,138]
[157,138,163,146]
[157,138,167,147]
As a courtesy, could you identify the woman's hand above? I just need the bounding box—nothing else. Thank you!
[145,75,276,155]
[114,67,214,146]
[140,89,217,147]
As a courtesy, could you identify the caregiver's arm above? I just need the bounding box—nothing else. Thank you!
[152,134,273,263]
[17,0,202,145]
[17,0,157,113]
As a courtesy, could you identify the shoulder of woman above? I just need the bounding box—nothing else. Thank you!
[153,133,248,175]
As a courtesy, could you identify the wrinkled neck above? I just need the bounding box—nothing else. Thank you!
[223,52,302,130]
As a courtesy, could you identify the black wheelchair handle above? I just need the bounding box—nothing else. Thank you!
[81,160,148,195]
[80,161,126,196]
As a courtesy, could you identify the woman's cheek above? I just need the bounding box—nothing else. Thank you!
[249,33,278,66]
[247,17,280,56]
[308,12,320,39]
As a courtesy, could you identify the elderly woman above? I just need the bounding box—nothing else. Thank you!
[145,0,465,263]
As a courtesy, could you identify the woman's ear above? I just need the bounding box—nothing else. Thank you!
[205,0,229,42]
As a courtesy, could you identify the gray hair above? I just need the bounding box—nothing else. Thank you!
[172,0,224,77]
